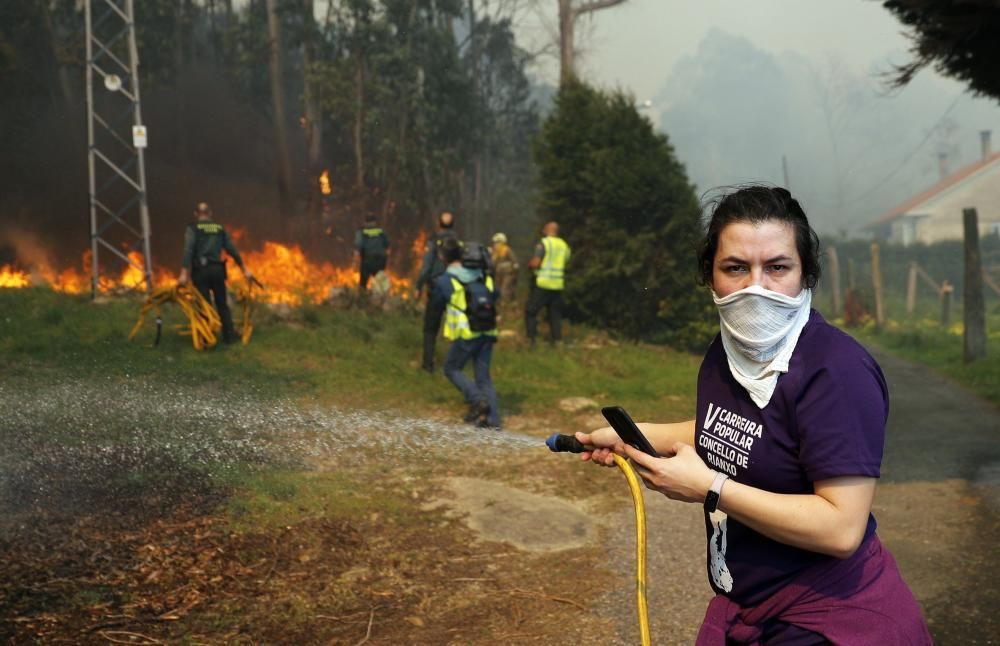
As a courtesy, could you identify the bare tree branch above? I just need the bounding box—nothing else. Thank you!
[572,0,628,19]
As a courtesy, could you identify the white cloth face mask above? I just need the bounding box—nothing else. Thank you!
[713,284,810,363]
[712,285,812,408]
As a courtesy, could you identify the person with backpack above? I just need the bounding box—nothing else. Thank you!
[178,202,253,344]
[429,238,501,430]
[414,211,459,373]
[353,214,390,290]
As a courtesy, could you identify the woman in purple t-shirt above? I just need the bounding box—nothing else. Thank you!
[577,186,931,645]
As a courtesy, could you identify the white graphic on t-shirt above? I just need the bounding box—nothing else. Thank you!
[699,401,763,477]
[708,509,733,592]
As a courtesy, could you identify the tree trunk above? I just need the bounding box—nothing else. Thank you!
[558,0,575,84]
[40,2,75,116]
[302,0,323,219]
[353,56,366,191]
[266,0,296,219]
[557,0,629,85]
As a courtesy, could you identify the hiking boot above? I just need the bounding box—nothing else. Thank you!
[464,399,490,424]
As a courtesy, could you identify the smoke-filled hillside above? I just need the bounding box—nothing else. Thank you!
[656,28,1000,234]
[0,1,544,277]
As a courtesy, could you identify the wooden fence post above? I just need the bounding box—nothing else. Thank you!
[941,280,953,327]
[828,246,842,316]
[871,242,885,327]
[906,261,918,315]
[963,208,987,363]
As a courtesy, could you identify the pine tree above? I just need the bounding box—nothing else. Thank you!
[534,80,714,348]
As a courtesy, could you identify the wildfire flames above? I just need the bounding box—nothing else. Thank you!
[1,237,418,306]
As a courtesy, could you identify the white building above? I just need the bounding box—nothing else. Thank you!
[868,133,1000,245]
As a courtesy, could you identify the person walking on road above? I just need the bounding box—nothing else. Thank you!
[429,238,501,430]
[415,211,459,372]
[525,221,570,345]
[178,202,253,345]
[354,214,390,290]
[490,232,519,321]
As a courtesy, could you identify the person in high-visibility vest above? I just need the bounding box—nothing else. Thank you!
[415,211,459,373]
[428,237,501,429]
[525,221,570,345]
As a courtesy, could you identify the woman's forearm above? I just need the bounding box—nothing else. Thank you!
[716,476,876,559]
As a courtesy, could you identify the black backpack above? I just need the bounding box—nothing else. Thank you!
[460,241,494,276]
[463,278,497,332]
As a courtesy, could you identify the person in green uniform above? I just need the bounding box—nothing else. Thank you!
[178,202,253,344]
[354,214,390,290]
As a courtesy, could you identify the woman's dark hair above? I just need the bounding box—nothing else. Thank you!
[698,185,821,289]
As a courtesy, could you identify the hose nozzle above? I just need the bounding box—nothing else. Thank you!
[546,433,588,453]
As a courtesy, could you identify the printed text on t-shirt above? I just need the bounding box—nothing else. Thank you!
[699,402,763,476]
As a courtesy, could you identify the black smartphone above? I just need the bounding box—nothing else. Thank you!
[601,406,660,458]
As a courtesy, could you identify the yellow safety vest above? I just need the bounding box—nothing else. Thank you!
[536,236,570,290]
[443,276,498,340]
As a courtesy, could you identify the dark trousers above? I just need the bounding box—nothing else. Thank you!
[525,284,563,342]
[359,257,386,290]
[422,301,444,371]
[443,336,499,427]
[192,264,237,342]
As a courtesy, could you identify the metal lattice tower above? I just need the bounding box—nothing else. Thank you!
[85,0,153,297]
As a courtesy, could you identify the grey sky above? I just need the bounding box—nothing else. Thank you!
[520,0,961,99]
[517,1,1000,232]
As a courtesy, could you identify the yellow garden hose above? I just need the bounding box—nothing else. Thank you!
[129,282,258,350]
[546,434,651,646]
[612,453,651,646]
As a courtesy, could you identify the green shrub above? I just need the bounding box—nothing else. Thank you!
[533,80,713,350]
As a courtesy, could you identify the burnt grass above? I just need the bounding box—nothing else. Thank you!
[0,376,612,644]
[0,457,609,645]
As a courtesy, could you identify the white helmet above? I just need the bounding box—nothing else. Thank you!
[492,232,507,244]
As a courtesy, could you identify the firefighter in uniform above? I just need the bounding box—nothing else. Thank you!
[354,215,390,290]
[178,202,253,344]
[490,232,519,319]
[429,238,501,429]
[525,220,570,345]
[414,211,459,372]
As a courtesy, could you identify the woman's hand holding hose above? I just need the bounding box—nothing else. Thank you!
[574,427,625,467]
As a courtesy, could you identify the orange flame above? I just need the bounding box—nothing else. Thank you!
[2,231,422,305]
[0,265,30,288]
[319,170,331,196]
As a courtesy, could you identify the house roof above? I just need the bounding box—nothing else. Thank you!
[868,151,1000,228]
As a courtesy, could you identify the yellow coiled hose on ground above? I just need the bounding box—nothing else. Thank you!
[546,435,651,646]
[129,282,257,350]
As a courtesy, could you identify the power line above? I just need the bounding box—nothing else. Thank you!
[810,91,965,212]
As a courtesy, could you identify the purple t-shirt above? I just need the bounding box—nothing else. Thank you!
[695,309,887,606]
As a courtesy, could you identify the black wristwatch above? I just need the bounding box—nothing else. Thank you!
[704,471,729,513]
